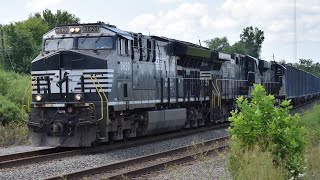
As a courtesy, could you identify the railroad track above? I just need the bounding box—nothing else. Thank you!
[45,136,229,180]
[0,122,229,169]
[291,97,320,114]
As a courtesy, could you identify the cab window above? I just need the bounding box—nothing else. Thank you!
[78,37,113,50]
[44,38,74,51]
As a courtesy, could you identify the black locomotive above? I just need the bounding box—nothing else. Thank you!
[27,22,320,147]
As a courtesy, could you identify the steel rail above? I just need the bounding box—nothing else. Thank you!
[45,136,229,180]
[0,147,74,163]
[0,122,229,169]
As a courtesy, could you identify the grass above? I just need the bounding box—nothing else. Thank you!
[227,103,320,180]
[228,141,286,180]
[0,124,28,147]
[300,104,320,179]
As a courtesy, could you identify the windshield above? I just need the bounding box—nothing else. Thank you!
[44,38,74,51]
[78,37,113,50]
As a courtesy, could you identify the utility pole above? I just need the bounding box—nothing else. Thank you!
[293,0,297,64]
[1,28,5,70]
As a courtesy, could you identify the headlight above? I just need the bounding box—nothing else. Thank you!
[69,27,75,33]
[74,94,83,101]
[35,94,42,102]
[74,27,80,32]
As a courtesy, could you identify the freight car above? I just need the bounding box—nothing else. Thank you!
[26,22,320,147]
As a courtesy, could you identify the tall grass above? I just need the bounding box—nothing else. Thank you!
[0,124,28,147]
[0,70,30,125]
[300,104,320,179]
[0,69,30,147]
[228,103,320,179]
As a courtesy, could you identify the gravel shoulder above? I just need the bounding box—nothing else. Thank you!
[152,152,233,180]
[0,128,228,180]
[0,145,51,156]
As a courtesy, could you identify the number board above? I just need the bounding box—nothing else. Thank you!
[82,25,100,33]
[55,27,69,34]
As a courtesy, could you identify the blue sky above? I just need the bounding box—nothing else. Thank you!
[0,0,319,63]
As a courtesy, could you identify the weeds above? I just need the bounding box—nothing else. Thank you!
[300,104,320,179]
[0,123,28,147]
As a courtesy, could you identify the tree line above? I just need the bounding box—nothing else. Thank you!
[0,10,319,77]
[0,9,79,73]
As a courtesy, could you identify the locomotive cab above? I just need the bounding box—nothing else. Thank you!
[28,22,125,147]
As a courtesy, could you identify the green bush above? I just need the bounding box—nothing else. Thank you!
[0,70,30,125]
[0,95,22,124]
[228,84,306,178]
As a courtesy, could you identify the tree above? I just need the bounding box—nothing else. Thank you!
[239,26,265,58]
[204,26,264,58]
[224,41,248,55]
[35,9,80,30]
[295,59,320,77]
[205,37,230,52]
[2,10,80,73]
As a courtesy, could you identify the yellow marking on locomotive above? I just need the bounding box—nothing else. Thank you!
[90,76,109,124]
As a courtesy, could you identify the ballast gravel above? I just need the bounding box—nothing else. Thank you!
[0,128,228,180]
[152,152,232,180]
[0,145,50,156]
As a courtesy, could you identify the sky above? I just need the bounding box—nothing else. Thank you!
[0,0,319,63]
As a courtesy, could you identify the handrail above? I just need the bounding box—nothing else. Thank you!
[27,80,36,112]
[21,78,36,119]
[215,79,221,108]
[212,81,220,108]
[90,76,104,121]
[91,76,109,124]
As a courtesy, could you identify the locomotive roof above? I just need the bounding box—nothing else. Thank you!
[54,22,231,61]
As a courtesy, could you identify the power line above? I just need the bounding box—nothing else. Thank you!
[293,0,297,64]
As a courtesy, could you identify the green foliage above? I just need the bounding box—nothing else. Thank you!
[224,41,248,56]
[205,26,264,58]
[0,96,21,124]
[204,37,230,52]
[228,84,306,178]
[0,69,30,125]
[300,104,320,179]
[294,59,320,77]
[35,9,80,30]
[228,142,286,180]
[1,9,80,73]
[239,26,264,58]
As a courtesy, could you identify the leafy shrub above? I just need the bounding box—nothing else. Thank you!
[0,70,30,124]
[228,84,306,178]
[0,95,22,124]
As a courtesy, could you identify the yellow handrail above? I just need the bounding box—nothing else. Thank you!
[90,76,104,121]
[215,79,221,108]
[211,81,215,108]
[91,76,109,124]
[212,81,220,108]
[21,78,36,119]
[27,80,36,112]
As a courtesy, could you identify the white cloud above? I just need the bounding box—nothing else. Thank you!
[128,2,239,43]
[26,0,63,12]
[129,0,320,62]
[156,0,183,4]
